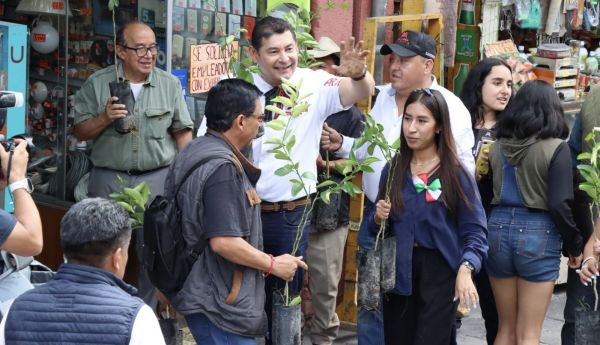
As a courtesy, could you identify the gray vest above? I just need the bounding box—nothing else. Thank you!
[168,132,266,337]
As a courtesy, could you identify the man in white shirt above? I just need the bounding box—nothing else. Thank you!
[0,198,165,345]
[248,16,374,344]
[323,30,474,345]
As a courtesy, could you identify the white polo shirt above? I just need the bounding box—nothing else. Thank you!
[252,68,347,202]
[338,79,475,203]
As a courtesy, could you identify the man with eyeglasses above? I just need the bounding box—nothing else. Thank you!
[73,21,193,309]
[166,79,306,345]
[321,31,475,345]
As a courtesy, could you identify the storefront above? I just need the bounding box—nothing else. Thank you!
[0,0,596,323]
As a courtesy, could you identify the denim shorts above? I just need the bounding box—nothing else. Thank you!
[485,207,562,282]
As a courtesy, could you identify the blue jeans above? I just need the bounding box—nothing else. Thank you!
[261,207,310,344]
[186,313,256,345]
[486,207,561,282]
[357,201,385,345]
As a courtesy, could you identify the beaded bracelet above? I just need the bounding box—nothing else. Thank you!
[263,254,275,278]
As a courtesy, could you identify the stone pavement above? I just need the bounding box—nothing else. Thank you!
[456,287,566,345]
[328,286,568,345]
[186,287,569,344]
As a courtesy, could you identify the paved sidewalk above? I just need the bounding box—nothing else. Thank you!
[457,288,566,345]
[329,287,568,345]
[186,288,569,344]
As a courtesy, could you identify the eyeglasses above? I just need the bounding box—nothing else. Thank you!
[416,88,433,96]
[120,45,159,57]
[246,113,266,123]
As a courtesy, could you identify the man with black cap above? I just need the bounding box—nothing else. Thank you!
[322,30,474,345]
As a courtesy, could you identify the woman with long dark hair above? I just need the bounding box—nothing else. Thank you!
[486,80,583,345]
[459,58,513,344]
[371,88,488,344]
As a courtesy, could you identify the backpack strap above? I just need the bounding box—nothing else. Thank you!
[171,153,232,259]
[171,154,230,198]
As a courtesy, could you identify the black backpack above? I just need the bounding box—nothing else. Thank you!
[142,155,224,295]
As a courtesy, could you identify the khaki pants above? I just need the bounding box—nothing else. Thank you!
[306,224,348,345]
[87,166,169,311]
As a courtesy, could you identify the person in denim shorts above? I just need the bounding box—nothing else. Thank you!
[485,80,584,345]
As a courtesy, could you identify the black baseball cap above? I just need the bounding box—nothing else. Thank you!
[380,31,437,60]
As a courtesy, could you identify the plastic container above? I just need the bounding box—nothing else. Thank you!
[588,51,599,75]
[518,45,528,60]
[580,43,589,70]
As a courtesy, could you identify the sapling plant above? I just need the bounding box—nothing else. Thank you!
[577,127,600,310]
[108,0,119,80]
[107,0,135,133]
[109,176,150,228]
[265,78,373,307]
[354,114,401,248]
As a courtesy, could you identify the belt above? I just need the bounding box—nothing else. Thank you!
[120,166,167,176]
[261,196,311,212]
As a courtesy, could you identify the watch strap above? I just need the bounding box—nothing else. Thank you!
[461,260,475,271]
[9,178,32,193]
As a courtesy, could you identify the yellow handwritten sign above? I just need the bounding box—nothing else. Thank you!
[189,41,239,94]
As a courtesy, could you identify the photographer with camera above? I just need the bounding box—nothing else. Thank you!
[0,139,43,302]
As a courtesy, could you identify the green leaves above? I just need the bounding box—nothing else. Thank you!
[577,127,600,208]
[266,118,286,131]
[108,0,119,11]
[109,178,151,229]
[275,164,295,177]
[288,296,302,306]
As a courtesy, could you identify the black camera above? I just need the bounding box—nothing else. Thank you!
[0,134,34,153]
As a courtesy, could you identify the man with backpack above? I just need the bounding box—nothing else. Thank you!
[163,79,306,344]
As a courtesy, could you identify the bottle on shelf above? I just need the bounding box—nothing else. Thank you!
[587,51,598,75]
[579,41,588,71]
[459,0,476,25]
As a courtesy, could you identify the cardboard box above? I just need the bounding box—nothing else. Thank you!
[531,56,576,71]
[173,6,186,32]
[217,0,230,13]
[189,0,202,8]
[231,0,243,15]
[533,67,577,88]
[244,0,256,16]
[215,12,227,37]
[202,0,215,10]
[187,9,198,33]
[199,10,214,35]
[228,14,241,39]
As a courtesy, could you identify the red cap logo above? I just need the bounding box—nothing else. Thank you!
[399,31,410,44]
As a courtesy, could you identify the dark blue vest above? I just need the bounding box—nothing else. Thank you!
[4,263,144,345]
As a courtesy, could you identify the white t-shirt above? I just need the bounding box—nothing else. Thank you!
[252,68,347,202]
[130,82,144,100]
[338,80,475,203]
[0,302,165,345]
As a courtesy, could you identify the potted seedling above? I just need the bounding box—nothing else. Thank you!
[109,176,150,229]
[575,127,600,344]
[108,0,135,134]
[352,114,400,309]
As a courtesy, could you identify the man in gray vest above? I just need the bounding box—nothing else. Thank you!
[0,197,165,344]
[167,79,306,344]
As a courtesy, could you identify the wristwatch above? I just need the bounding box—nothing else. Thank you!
[461,260,475,272]
[352,65,368,81]
[9,178,34,194]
